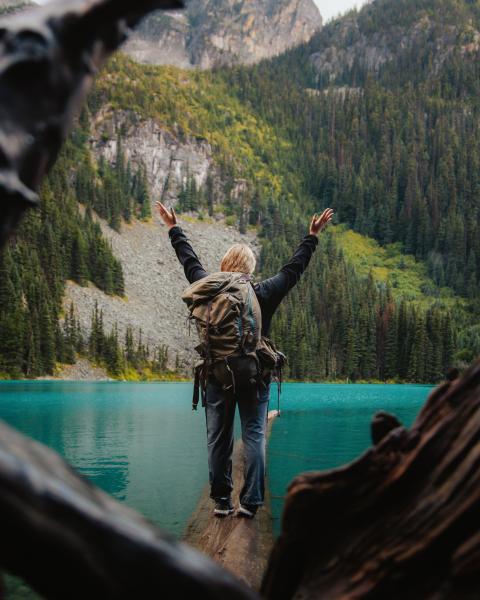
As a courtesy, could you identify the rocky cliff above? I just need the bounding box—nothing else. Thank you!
[66,110,258,372]
[307,2,480,82]
[65,213,257,372]
[123,0,322,68]
[90,107,218,204]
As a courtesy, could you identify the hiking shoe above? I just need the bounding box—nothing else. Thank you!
[237,503,258,518]
[214,497,234,517]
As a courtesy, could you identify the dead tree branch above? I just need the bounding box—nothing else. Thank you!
[262,362,480,599]
[0,0,181,247]
[0,418,257,599]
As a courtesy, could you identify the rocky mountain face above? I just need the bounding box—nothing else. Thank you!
[90,104,248,216]
[64,108,258,372]
[310,16,480,81]
[307,1,480,82]
[90,108,218,205]
[123,0,322,68]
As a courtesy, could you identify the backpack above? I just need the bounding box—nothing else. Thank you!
[182,272,285,410]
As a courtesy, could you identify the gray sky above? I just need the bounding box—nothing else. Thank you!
[315,0,367,22]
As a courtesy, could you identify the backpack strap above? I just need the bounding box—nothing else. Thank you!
[276,365,282,416]
[192,301,213,411]
[193,368,200,411]
[205,300,212,364]
[192,360,209,411]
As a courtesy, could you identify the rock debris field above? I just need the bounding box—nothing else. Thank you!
[64,211,258,373]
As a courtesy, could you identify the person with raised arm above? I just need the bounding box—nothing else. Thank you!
[157,201,333,518]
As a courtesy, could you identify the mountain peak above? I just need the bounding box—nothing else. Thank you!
[123,0,322,69]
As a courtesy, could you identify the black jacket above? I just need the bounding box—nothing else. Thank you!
[168,225,318,336]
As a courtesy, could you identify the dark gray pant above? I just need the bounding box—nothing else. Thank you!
[205,377,270,506]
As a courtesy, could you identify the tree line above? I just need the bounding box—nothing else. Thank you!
[266,231,454,382]
[0,139,124,379]
[220,51,480,304]
[64,302,175,379]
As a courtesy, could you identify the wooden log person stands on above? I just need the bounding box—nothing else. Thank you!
[0,0,479,598]
[183,410,280,590]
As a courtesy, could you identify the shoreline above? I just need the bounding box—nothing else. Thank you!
[1,358,440,386]
[1,378,436,385]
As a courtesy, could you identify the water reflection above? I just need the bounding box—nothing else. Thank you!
[0,382,208,535]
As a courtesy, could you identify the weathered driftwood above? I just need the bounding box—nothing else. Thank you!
[0,0,182,248]
[261,361,480,599]
[370,410,402,445]
[0,418,257,600]
[184,410,279,591]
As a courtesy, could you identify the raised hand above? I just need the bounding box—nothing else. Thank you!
[309,208,334,236]
[155,201,178,230]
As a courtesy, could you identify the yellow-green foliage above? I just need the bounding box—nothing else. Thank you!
[94,54,296,196]
[119,366,188,382]
[181,213,215,225]
[332,225,460,307]
[94,55,464,318]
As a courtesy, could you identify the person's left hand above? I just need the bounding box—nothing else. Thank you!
[155,201,178,230]
[309,208,334,236]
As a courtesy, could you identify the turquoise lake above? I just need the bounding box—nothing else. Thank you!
[0,381,432,539]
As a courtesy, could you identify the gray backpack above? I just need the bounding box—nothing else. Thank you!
[182,272,285,409]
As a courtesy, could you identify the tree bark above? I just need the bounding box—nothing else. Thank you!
[0,0,182,248]
[0,418,256,600]
[184,411,279,590]
[262,361,480,599]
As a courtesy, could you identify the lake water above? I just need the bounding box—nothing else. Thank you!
[267,383,431,533]
[0,381,208,537]
[0,381,432,594]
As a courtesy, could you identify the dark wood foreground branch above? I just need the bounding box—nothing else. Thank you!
[0,0,181,248]
[261,360,480,599]
[0,419,257,600]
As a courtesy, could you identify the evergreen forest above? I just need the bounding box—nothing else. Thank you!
[1,0,479,382]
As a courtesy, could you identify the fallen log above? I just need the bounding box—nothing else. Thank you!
[261,361,480,599]
[0,0,182,248]
[0,418,257,600]
[183,410,279,591]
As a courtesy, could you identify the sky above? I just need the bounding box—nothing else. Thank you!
[314,0,368,22]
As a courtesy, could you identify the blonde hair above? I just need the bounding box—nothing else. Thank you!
[220,244,256,274]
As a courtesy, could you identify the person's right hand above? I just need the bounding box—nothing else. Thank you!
[309,208,334,236]
[155,201,178,230]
